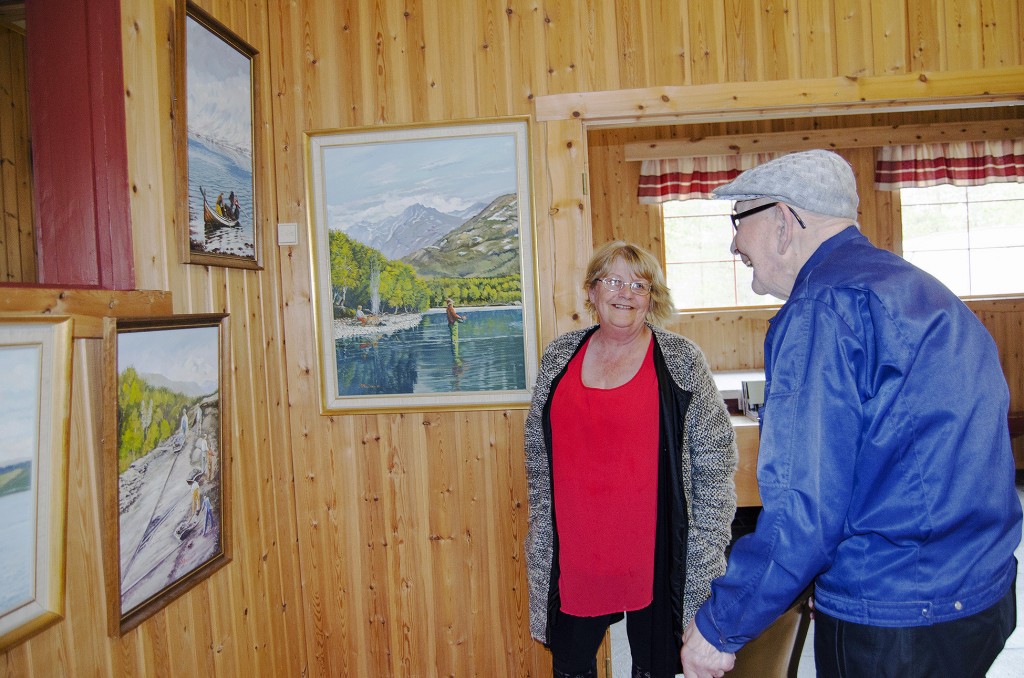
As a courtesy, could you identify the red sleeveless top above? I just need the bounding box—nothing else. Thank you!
[550,336,659,616]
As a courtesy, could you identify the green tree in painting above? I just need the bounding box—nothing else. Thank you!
[329,231,359,310]
[117,367,199,473]
[380,261,431,313]
[327,229,524,314]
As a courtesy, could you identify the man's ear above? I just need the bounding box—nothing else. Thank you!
[777,206,796,255]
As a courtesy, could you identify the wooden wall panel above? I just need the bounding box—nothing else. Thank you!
[2,1,1022,677]
[0,20,35,283]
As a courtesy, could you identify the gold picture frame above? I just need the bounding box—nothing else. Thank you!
[304,117,540,413]
[0,315,73,652]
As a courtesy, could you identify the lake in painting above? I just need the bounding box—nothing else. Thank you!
[0,489,32,614]
[335,307,525,397]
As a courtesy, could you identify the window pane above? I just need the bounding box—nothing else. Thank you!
[968,200,1024,248]
[901,184,965,206]
[664,198,730,217]
[667,261,738,308]
[665,215,734,263]
[903,249,971,296]
[663,198,776,309]
[900,182,1024,297]
[965,181,1024,202]
[969,246,1024,296]
[901,202,969,250]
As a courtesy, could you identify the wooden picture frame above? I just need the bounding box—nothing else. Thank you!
[305,117,540,413]
[101,314,231,635]
[173,0,262,270]
[0,316,73,652]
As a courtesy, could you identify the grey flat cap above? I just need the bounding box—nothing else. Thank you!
[712,149,859,220]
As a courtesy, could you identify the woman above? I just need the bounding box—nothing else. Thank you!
[524,241,737,678]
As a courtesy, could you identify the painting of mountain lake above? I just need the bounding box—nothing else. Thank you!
[177,1,261,269]
[102,315,230,634]
[307,118,539,412]
[0,317,72,652]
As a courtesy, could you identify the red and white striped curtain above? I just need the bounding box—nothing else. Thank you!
[874,139,1024,190]
[637,153,778,203]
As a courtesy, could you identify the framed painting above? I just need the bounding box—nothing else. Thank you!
[101,314,231,635]
[305,117,540,413]
[173,1,262,270]
[0,316,72,651]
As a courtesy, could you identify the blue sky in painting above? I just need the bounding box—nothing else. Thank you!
[0,346,40,465]
[118,326,220,396]
[322,133,517,229]
[186,15,252,153]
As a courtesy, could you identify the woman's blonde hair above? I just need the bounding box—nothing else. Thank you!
[583,240,673,325]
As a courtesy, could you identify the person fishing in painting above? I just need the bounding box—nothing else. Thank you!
[446,298,466,363]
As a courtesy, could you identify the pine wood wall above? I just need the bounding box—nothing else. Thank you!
[2,1,1022,676]
[0,19,34,283]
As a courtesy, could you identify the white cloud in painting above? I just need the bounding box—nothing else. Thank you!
[186,16,252,153]
[323,134,517,229]
[118,326,220,396]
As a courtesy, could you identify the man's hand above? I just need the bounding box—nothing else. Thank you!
[681,619,736,678]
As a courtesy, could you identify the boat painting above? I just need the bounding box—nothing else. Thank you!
[180,6,260,268]
[200,186,240,228]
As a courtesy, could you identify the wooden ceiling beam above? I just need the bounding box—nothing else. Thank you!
[534,67,1024,128]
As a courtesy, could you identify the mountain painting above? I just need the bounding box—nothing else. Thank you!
[183,8,258,266]
[308,119,539,412]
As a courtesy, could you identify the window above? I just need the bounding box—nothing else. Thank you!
[900,183,1024,297]
[662,182,1024,309]
[663,199,775,310]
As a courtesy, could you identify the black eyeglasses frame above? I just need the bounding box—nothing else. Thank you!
[731,202,806,230]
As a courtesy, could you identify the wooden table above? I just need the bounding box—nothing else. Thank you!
[732,415,762,506]
[733,413,1024,503]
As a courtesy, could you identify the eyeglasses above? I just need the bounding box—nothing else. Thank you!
[731,202,806,230]
[595,277,652,295]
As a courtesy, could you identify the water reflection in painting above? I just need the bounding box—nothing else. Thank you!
[335,307,526,397]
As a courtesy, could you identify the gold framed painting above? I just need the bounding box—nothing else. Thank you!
[305,117,540,413]
[0,315,73,652]
[173,0,263,269]
[101,314,231,635]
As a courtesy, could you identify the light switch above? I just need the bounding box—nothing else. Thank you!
[277,222,299,245]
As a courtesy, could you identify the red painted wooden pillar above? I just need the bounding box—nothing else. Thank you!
[27,0,135,289]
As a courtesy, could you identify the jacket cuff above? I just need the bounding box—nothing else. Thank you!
[695,605,744,654]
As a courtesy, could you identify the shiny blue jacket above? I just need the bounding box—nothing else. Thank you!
[696,227,1022,652]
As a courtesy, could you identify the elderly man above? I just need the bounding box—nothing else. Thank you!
[681,150,1021,678]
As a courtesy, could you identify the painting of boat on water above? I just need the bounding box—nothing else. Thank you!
[175,1,261,269]
[102,314,230,635]
[0,317,72,652]
[307,118,539,412]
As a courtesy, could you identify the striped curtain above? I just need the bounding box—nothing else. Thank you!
[637,153,778,203]
[874,139,1024,190]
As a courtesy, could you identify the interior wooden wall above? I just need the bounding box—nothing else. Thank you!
[0,19,35,283]
[2,1,1022,677]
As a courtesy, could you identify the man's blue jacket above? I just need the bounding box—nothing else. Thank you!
[696,226,1022,652]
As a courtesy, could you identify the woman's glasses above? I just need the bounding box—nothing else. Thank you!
[595,277,651,295]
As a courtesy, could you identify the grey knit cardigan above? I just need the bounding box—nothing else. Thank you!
[523,324,738,642]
